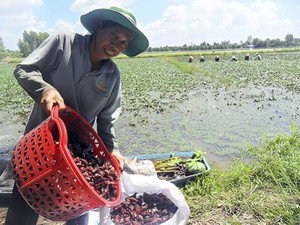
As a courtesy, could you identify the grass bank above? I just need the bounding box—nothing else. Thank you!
[184,124,300,224]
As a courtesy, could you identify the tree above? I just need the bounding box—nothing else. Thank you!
[145,33,299,52]
[269,38,283,47]
[220,40,230,49]
[18,40,31,57]
[285,34,294,46]
[246,35,253,45]
[0,36,5,51]
[253,38,266,48]
[18,31,49,57]
[37,32,49,46]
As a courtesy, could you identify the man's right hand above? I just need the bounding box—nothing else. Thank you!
[40,89,65,115]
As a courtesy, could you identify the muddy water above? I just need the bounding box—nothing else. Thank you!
[0,111,24,159]
[115,85,300,168]
[0,85,299,169]
[0,112,24,192]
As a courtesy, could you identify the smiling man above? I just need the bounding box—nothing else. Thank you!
[5,6,148,225]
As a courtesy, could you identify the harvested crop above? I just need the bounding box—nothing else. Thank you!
[154,150,207,181]
[186,161,206,175]
[68,138,119,201]
[110,192,178,225]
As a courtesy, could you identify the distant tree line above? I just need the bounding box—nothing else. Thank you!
[0,35,21,60]
[0,32,300,61]
[147,34,300,52]
[0,31,49,60]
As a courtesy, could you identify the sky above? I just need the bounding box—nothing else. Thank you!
[0,0,300,50]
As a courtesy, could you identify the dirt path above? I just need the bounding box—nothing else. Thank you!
[0,208,64,224]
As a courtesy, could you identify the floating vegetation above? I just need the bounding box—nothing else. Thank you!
[1,51,300,159]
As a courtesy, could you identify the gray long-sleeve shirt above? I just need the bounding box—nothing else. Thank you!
[14,32,121,152]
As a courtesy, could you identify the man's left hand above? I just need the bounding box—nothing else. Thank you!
[112,150,124,171]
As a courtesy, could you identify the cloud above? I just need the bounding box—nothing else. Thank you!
[0,0,299,50]
[0,0,45,50]
[0,0,138,50]
[28,0,43,6]
[145,0,296,47]
[70,0,134,14]
[49,19,79,34]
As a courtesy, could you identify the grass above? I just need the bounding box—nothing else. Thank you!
[1,57,23,63]
[184,124,300,224]
[163,57,201,75]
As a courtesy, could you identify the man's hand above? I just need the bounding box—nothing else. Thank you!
[40,89,65,114]
[112,150,124,171]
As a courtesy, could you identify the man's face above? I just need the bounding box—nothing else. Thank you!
[92,23,133,60]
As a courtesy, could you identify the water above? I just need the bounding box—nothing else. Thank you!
[0,110,24,160]
[1,85,300,169]
[115,85,300,167]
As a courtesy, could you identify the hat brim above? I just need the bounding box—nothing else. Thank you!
[80,8,149,57]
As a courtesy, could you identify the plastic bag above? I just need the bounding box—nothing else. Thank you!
[123,157,157,176]
[93,172,190,225]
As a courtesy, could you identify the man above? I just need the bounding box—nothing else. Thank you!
[5,6,148,225]
[254,53,262,60]
[215,55,220,62]
[200,56,205,62]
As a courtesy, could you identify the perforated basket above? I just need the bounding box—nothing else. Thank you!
[11,105,121,221]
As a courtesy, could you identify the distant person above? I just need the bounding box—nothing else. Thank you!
[200,56,205,62]
[215,55,220,62]
[254,53,262,60]
[231,56,238,61]
[188,56,194,63]
[244,53,250,60]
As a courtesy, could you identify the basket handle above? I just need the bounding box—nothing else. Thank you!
[50,104,61,119]
[50,105,68,149]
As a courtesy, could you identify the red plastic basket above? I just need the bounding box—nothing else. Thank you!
[11,105,121,221]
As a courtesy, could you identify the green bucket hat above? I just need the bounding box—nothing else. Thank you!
[80,6,149,57]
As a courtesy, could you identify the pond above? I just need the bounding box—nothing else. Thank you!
[115,84,300,168]
[1,52,300,170]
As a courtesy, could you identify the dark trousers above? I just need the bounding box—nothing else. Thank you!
[4,183,89,225]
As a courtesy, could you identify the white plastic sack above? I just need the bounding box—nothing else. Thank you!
[123,157,157,176]
[89,172,190,225]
